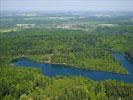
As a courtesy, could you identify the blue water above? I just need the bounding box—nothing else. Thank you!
[12,52,133,83]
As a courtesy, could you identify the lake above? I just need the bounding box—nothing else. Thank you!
[12,52,133,83]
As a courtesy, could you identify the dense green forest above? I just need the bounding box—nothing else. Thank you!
[1,67,133,100]
[1,28,133,74]
[0,12,133,99]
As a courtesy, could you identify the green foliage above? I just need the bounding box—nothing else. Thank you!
[0,14,133,100]
[0,67,50,99]
[103,80,133,100]
[1,27,132,74]
[0,67,133,100]
[1,15,133,74]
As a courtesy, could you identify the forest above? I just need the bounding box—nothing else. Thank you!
[1,28,132,74]
[1,67,133,100]
[0,12,133,99]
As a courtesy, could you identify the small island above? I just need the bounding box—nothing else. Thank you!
[125,49,133,61]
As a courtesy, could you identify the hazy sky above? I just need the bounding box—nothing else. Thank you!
[1,0,133,11]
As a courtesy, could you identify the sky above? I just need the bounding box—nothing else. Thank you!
[1,0,133,12]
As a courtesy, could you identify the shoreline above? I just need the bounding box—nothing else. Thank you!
[11,56,128,75]
[125,54,133,62]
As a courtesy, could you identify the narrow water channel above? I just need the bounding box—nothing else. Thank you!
[12,52,133,83]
